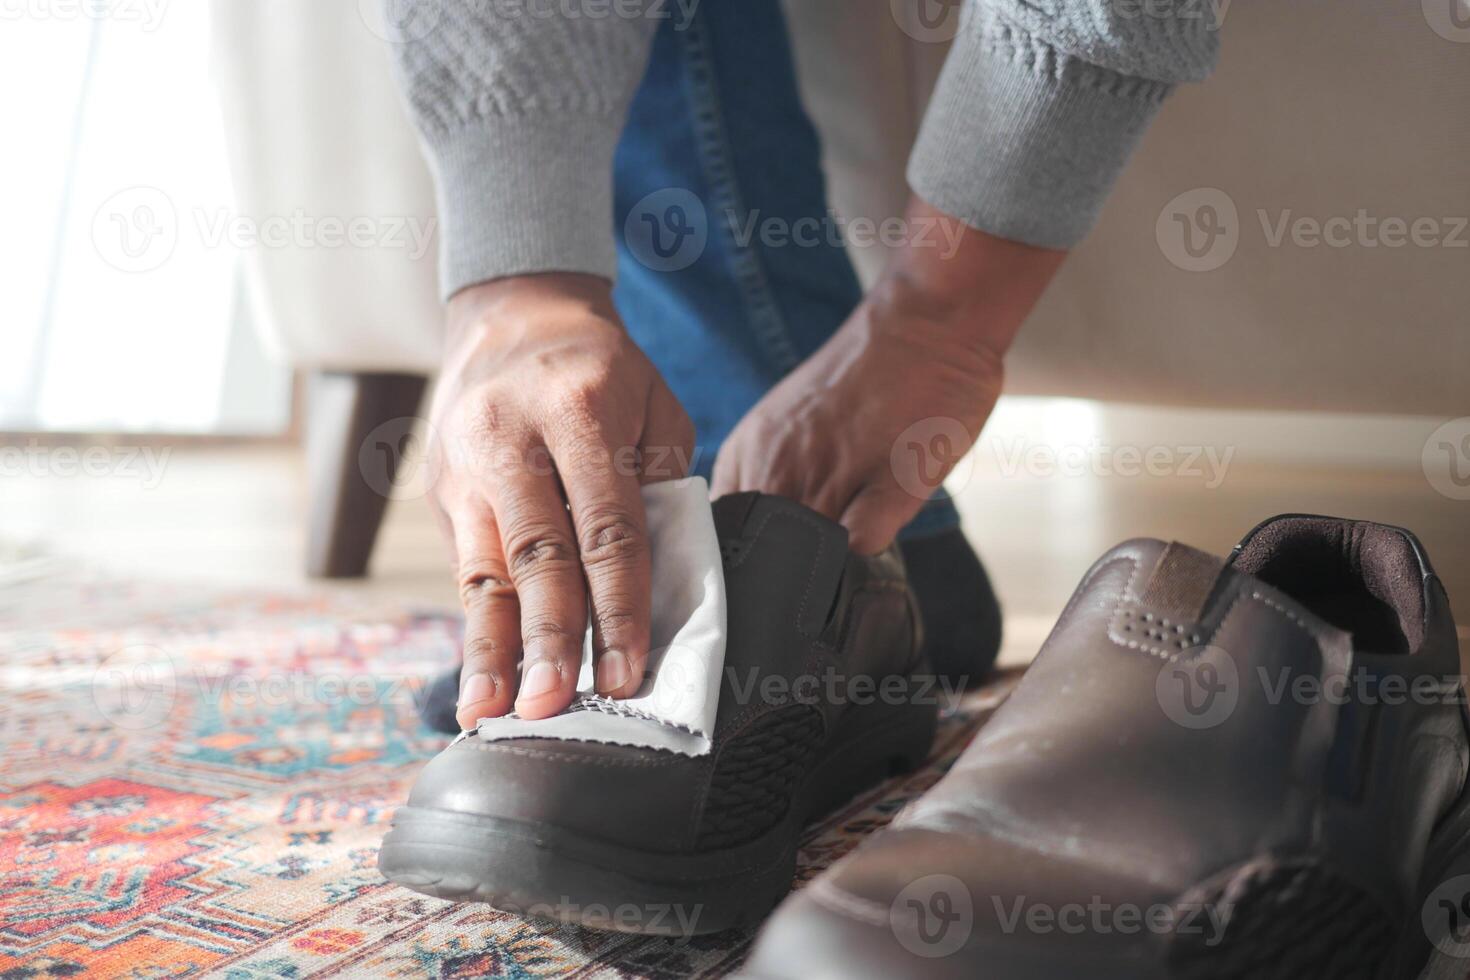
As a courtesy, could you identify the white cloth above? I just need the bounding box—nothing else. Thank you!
[473,477,728,756]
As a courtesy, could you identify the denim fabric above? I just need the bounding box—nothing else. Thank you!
[611,0,957,539]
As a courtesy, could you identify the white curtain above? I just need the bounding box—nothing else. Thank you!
[0,3,288,434]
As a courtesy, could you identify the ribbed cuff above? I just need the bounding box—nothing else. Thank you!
[909,24,1174,250]
[424,115,622,300]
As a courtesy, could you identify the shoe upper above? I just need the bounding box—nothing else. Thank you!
[401,493,926,855]
[743,515,1468,979]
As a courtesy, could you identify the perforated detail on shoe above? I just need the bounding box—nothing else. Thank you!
[695,705,825,850]
[719,539,746,565]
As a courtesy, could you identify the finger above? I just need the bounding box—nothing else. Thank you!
[838,482,922,555]
[493,453,587,720]
[639,382,697,486]
[551,444,650,700]
[710,440,740,498]
[450,503,520,728]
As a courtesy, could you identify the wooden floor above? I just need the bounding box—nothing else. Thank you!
[6,408,1466,665]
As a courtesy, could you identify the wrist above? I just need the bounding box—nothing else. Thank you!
[446,272,619,349]
[873,197,1067,357]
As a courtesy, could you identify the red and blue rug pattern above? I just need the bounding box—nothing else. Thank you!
[0,572,995,978]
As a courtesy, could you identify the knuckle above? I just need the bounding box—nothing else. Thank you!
[461,635,511,671]
[502,525,578,577]
[578,511,645,568]
[457,558,515,600]
[591,606,639,639]
[520,617,580,648]
[553,374,608,422]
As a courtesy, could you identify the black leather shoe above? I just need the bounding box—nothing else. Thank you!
[414,524,1000,735]
[741,515,1470,979]
[379,493,937,934]
[900,528,1002,689]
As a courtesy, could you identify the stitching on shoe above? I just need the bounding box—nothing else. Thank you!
[453,740,691,768]
[558,693,705,738]
[1104,552,1325,664]
[725,506,830,638]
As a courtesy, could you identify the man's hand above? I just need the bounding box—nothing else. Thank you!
[712,199,1065,554]
[430,273,694,729]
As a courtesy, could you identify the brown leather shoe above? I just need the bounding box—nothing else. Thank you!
[378,493,937,934]
[741,515,1470,979]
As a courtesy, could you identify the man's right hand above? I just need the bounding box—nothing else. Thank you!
[429,273,695,730]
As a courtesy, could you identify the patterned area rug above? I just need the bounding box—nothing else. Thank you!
[0,570,1002,979]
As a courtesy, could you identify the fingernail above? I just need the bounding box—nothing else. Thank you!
[596,651,632,694]
[519,660,561,701]
[458,672,494,707]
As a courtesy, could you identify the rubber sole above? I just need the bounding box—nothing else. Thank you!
[1159,756,1470,980]
[378,695,938,935]
[1164,858,1395,980]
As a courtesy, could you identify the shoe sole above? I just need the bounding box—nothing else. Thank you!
[1160,761,1470,980]
[377,694,938,935]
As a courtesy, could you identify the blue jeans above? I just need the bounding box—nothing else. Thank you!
[611,0,958,539]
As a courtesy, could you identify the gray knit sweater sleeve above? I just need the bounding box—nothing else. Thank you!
[390,1,1218,299]
[390,4,658,298]
[908,0,1220,249]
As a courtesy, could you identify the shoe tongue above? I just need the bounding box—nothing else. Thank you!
[1134,541,1226,627]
